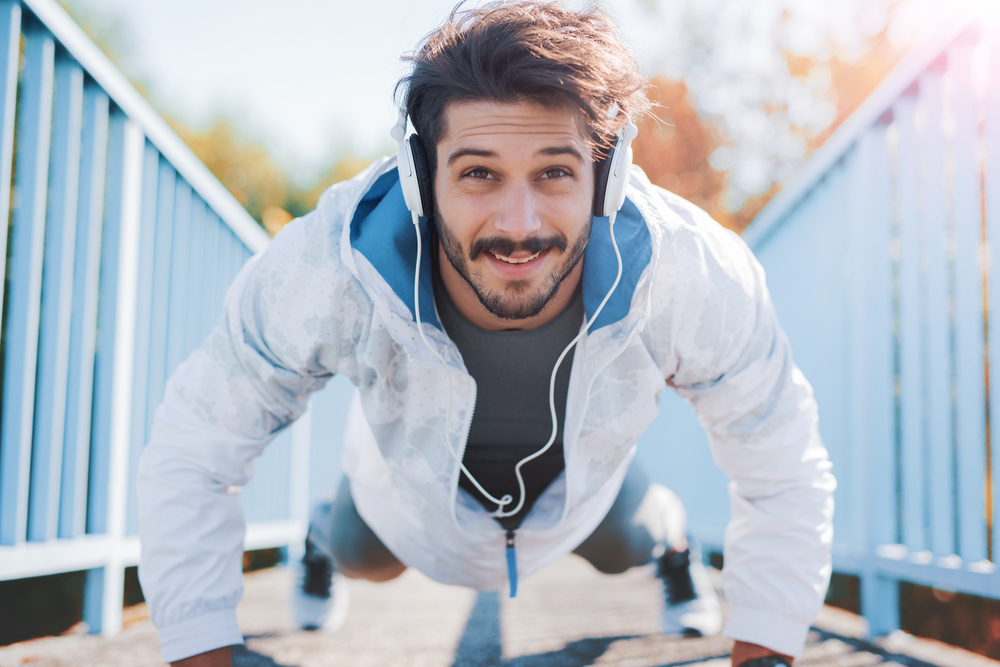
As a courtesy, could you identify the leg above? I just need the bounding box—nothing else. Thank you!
[309,476,406,582]
[573,459,721,637]
[573,459,688,574]
[291,477,406,630]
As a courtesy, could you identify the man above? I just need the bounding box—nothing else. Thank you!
[138,3,835,666]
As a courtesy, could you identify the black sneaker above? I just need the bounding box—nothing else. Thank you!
[290,536,350,631]
[657,544,721,637]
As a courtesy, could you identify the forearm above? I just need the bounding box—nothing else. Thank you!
[138,415,250,661]
[732,641,793,666]
[171,647,232,667]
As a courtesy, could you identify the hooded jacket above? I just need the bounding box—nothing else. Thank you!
[138,157,835,663]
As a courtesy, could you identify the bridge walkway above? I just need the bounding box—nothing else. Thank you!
[0,558,994,667]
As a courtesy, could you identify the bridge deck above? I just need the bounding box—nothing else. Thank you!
[0,558,995,667]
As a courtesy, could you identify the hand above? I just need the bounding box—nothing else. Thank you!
[731,641,793,667]
[170,646,232,667]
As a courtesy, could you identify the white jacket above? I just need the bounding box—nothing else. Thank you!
[138,157,835,663]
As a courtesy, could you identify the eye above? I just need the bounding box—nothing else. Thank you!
[542,167,571,179]
[464,167,492,179]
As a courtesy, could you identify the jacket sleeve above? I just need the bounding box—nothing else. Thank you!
[645,202,835,657]
[137,199,366,663]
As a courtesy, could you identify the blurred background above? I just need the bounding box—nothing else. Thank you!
[5,0,998,658]
[58,0,949,235]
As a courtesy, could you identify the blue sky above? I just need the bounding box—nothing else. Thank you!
[69,0,949,195]
[74,0,601,183]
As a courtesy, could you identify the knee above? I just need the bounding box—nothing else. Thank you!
[577,534,653,574]
[335,554,406,582]
[329,533,406,582]
[587,552,635,575]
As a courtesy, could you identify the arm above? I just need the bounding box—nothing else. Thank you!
[171,647,232,667]
[138,203,365,663]
[645,208,834,658]
[732,642,794,666]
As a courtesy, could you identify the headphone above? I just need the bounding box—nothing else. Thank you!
[390,103,637,523]
[390,103,638,222]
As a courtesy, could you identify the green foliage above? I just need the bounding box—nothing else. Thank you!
[170,116,377,236]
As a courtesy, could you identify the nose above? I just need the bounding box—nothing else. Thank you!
[493,182,542,240]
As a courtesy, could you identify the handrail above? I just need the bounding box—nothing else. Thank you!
[0,0,294,640]
[742,14,975,250]
[20,0,270,253]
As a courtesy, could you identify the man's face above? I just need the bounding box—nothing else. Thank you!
[434,100,594,322]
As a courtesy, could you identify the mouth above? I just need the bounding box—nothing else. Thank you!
[491,251,541,265]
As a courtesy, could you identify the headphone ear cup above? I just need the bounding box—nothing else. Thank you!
[408,134,435,221]
[592,149,614,218]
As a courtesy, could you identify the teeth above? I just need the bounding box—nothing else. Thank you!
[492,251,540,264]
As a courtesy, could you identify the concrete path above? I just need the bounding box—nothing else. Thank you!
[0,557,996,667]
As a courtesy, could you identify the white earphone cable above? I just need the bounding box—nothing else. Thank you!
[491,209,622,518]
[411,209,623,519]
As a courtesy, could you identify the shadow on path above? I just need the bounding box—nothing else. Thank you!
[806,628,945,667]
[649,654,733,667]
[232,642,297,667]
[450,591,636,667]
[452,591,504,666]
[506,636,638,666]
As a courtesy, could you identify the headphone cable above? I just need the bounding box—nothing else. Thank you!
[411,210,623,519]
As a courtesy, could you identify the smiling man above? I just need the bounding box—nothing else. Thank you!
[137,3,835,667]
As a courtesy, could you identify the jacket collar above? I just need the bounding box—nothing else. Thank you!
[348,165,653,333]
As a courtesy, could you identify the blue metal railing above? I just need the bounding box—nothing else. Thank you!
[0,0,341,638]
[646,13,1000,637]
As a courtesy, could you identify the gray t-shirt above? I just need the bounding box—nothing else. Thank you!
[434,264,585,531]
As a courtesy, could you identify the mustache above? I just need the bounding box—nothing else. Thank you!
[469,235,568,261]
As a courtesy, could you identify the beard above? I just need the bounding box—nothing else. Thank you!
[436,212,592,321]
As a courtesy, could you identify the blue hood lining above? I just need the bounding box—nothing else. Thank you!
[350,169,440,329]
[349,168,651,332]
[582,197,650,330]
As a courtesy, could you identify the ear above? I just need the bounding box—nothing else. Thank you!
[592,151,613,218]
[409,134,436,221]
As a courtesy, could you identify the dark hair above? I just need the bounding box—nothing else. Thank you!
[395,1,651,175]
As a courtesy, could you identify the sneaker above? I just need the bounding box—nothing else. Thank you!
[290,536,350,631]
[657,544,722,637]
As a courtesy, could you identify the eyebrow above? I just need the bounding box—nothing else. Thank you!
[447,148,497,166]
[538,146,585,162]
[446,145,586,166]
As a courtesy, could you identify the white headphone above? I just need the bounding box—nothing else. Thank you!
[392,103,636,520]
[391,103,637,221]
[390,116,428,218]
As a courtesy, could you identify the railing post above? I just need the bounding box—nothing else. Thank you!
[29,55,84,543]
[83,566,105,632]
[861,569,900,637]
[288,404,313,563]
[89,118,145,637]
[60,84,110,539]
[950,34,988,564]
[0,0,20,333]
[846,113,898,635]
[986,15,1000,566]
[0,24,55,547]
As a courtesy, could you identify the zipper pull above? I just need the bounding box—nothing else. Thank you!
[505,530,518,598]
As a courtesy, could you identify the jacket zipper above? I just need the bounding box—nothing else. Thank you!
[505,530,518,597]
